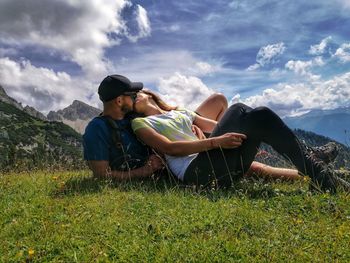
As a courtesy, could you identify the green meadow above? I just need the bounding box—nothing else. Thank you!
[1,170,350,262]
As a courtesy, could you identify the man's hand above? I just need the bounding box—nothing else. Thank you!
[147,154,164,172]
[192,125,206,140]
[87,155,164,180]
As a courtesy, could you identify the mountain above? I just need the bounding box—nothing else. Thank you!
[47,100,101,134]
[284,107,350,145]
[0,85,47,121]
[0,100,85,171]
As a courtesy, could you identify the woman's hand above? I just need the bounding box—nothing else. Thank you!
[211,132,247,149]
[192,124,206,140]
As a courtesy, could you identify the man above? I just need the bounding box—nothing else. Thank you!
[83,75,163,179]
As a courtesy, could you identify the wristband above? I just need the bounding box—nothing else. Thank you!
[210,138,216,149]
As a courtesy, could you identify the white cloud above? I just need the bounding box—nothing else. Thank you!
[246,63,261,71]
[239,71,350,117]
[309,36,332,55]
[0,57,100,114]
[126,5,151,43]
[230,94,241,104]
[285,56,324,80]
[246,42,286,70]
[157,73,216,110]
[333,43,350,63]
[114,50,223,83]
[0,0,151,78]
[256,42,286,66]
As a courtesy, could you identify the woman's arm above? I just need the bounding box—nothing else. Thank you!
[134,127,247,156]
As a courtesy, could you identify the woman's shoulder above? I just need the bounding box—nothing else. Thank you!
[131,117,151,131]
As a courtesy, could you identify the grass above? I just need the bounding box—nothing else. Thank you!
[1,170,350,262]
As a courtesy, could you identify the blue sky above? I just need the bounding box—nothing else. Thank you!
[0,0,349,116]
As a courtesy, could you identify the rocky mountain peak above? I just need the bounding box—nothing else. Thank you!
[47,100,101,134]
[0,84,24,110]
[0,84,47,120]
[23,105,47,121]
[0,85,6,95]
[47,100,101,122]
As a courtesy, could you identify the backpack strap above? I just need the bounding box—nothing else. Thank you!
[98,115,131,170]
[104,116,123,148]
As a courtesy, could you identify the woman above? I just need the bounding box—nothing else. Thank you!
[193,94,338,181]
[131,90,339,193]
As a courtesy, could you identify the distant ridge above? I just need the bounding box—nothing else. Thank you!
[0,84,47,121]
[284,107,350,144]
[47,100,101,134]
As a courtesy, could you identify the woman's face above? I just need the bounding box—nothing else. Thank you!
[133,92,151,113]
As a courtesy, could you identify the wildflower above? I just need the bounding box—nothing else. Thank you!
[52,176,58,180]
[28,249,35,258]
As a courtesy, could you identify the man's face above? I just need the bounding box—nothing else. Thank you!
[120,92,138,113]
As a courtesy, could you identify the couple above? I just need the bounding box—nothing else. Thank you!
[83,74,343,193]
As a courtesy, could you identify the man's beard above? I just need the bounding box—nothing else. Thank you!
[121,104,133,114]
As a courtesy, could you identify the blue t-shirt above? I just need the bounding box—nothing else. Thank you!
[83,116,150,170]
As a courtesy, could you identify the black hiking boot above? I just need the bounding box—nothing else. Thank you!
[304,142,339,164]
[301,143,338,193]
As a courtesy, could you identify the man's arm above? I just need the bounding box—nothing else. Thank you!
[87,154,164,180]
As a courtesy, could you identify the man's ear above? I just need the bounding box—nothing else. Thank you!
[114,96,122,106]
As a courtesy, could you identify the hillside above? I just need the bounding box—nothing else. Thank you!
[0,101,85,171]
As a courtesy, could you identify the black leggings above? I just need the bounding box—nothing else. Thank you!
[183,103,308,187]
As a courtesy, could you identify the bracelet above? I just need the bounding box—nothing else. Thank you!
[210,138,215,148]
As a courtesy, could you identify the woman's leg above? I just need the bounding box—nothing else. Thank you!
[195,93,228,121]
[245,161,301,181]
[195,95,300,181]
[185,103,334,190]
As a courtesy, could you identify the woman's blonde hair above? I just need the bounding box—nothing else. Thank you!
[141,90,177,111]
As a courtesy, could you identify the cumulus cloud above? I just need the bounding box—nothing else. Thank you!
[0,0,151,78]
[157,73,216,110]
[126,4,151,43]
[285,56,324,80]
[240,71,350,117]
[309,36,332,55]
[115,50,222,83]
[333,43,350,63]
[0,57,100,113]
[247,42,286,70]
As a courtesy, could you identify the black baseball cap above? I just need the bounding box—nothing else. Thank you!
[98,74,143,102]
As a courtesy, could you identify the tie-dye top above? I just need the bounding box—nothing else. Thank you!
[131,108,199,180]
